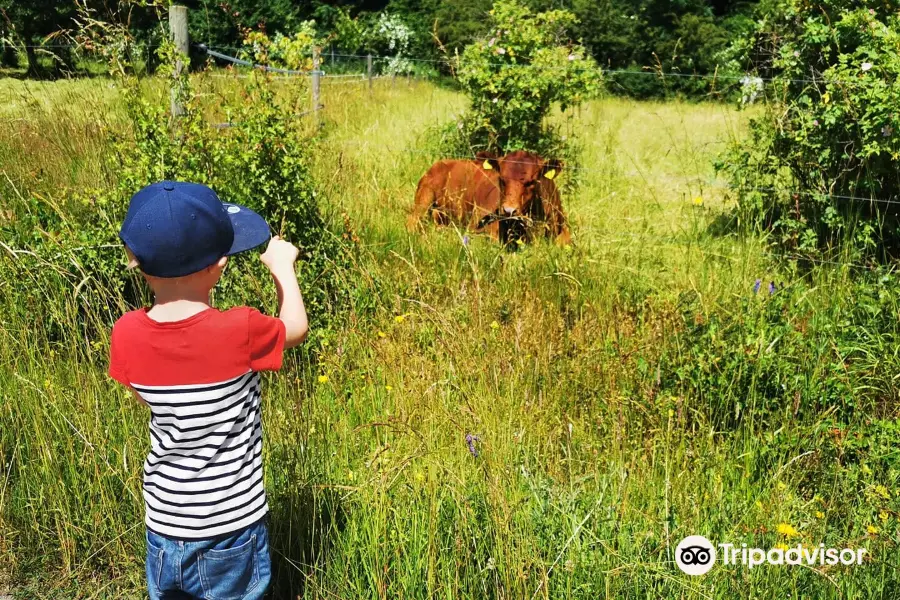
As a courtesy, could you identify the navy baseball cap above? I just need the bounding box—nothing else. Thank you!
[120,181,271,278]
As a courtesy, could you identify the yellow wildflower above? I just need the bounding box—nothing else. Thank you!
[318,375,329,384]
[394,314,406,323]
[777,481,787,491]
[775,543,790,551]
[880,511,889,522]
[815,511,825,519]
[377,330,386,338]
[692,196,703,206]
[490,320,500,330]
[755,500,764,510]
[348,470,355,481]
[867,525,879,535]
[776,523,799,537]
[385,385,393,392]
[874,485,890,499]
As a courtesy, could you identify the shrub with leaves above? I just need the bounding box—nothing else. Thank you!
[665,272,900,428]
[241,23,318,71]
[720,0,900,259]
[452,0,602,153]
[2,29,353,350]
[120,43,353,327]
[370,12,414,76]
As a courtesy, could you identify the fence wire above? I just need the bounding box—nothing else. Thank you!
[200,45,890,89]
[3,45,897,272]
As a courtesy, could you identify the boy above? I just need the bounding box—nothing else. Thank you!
[108,181,308,600]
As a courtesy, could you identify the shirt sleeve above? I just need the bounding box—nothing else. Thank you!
[248,308,286,372]
[108,320,130,386]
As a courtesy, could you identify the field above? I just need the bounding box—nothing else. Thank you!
[1,75,899,599]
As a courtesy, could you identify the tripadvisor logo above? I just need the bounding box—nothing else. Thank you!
[675,536,717,575]
[674,535,867,575]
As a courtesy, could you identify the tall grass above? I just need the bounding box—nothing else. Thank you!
[1,76,899,599]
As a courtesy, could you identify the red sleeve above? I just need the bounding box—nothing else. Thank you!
[108,319,130,386]
[248,308,286,372]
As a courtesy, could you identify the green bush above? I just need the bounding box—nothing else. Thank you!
[665,271,900,427]
[450,0,602,154]
[721,0,900,258]
[0,41,354,351]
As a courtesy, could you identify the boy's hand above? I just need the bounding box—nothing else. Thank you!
[261,235,308,349]
[260,236,299,274]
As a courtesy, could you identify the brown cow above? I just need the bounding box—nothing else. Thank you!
[494,150,571,245]
[406,153,503,240]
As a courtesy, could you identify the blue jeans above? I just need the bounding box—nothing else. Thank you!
[146,520,271,600]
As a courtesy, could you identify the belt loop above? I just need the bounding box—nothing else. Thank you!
[177,540,185,588]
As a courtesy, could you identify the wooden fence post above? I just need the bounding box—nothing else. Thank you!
[169,4,189,118]
[311,46,321,128]
[367,54,373,94]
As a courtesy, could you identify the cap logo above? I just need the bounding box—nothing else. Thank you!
[226,205,241,214]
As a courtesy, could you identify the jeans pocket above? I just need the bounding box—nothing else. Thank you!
[145,533,165,594]
[198,534,259,600]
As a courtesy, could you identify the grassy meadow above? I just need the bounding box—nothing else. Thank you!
[1,74,899,599]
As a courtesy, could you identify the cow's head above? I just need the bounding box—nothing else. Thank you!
[497,151,563,216]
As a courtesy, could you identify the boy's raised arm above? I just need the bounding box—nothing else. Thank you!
[260,236,308,349]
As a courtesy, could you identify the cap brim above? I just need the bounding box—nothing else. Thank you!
[222,203,271,256]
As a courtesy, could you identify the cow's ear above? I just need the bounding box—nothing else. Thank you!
[542,159,564,180]
[475,151,500,171]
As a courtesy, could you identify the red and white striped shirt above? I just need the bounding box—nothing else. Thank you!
[109,307,285,539]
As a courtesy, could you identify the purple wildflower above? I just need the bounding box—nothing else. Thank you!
[812,119,819,127]
[463,235,470,246]
[768,281,776,295]
[753,279,761,294]
[465,433,480,457]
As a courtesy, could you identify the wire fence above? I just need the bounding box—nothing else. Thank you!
[6,40,879,91]
[2,44,898,273]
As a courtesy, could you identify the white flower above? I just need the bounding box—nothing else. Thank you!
[488,38,496,47]
[496,47,506,55]
[862,62,873,71]
[492,97,498,103]
[568,54,576,61]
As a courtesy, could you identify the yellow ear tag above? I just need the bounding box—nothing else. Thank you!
[482,160,493,170]
[544,169,557,180]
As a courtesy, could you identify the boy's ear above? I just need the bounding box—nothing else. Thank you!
[124,247,140,270]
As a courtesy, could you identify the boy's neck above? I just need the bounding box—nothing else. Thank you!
[147,297,212,322]
[142,263,224,323]
[147,285,214,323]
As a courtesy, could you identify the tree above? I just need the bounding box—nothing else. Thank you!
[456,0,602,151]
[0,0,79,74]
[721,0,900,257]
